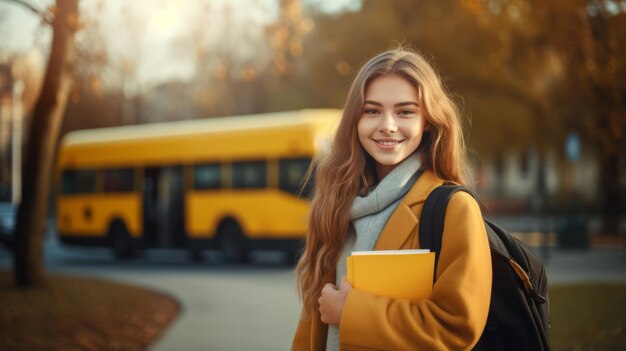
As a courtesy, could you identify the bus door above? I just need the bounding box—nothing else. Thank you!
[142,166,185,248]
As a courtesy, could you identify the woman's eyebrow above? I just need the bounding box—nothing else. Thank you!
[395,101,419,107]
[363,100,419,107]
[363,100,383,106]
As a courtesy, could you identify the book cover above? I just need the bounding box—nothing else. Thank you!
[346,249,435,303]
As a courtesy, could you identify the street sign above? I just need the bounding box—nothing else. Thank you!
[565,132,581,162]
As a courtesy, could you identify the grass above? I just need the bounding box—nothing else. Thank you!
[0,270,179,351]
[550,283,626,350]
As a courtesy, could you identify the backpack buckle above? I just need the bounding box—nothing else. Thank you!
[508,259,547,304]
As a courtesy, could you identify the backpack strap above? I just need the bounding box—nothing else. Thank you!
[419,184,470,284]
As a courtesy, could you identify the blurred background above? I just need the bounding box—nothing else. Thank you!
[0,0,623,227]
[0,0,625,350]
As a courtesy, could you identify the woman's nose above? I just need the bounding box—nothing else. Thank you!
[378,112,398,133]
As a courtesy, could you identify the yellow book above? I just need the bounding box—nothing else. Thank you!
[346,249,435,303]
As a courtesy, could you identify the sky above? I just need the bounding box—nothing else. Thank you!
[0,0,362,90]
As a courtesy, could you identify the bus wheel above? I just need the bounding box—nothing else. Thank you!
[189,249,203,263]
[110,222,133,260]
[218,221,248,263]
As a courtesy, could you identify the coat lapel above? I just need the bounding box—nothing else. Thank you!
[374,203,418,250]
[374,170,444,250]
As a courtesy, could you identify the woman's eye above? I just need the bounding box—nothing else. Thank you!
[364,109,379,115]
[398,110,415,116]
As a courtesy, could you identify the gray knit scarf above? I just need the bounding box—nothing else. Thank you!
[349,154,423,251]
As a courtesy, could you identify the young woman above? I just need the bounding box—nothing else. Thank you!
[292,49,492,350]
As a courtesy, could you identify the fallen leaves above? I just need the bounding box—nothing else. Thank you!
[0,271,179,351]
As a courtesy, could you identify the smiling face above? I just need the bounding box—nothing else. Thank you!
[358,74,427,179]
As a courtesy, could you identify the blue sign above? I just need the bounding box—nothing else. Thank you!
[565,132,581,162]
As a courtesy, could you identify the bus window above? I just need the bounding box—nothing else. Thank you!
[62,169,97,194]
[279,158,312,198]
[232,161,266,189]
[194,164,221,190]
[104,168,135,193]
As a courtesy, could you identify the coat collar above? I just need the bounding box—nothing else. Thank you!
[374,169,444,250]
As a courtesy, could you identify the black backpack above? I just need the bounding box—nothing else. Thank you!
[419,184,551,351]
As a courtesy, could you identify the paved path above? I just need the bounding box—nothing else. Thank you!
[77,264,301,351]
[543,247,626,284]
[1,235,626,351]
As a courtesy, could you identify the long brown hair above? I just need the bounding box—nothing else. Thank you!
[295,48,471,318]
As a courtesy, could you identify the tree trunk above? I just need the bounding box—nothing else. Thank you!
[600,152,622,235]
[14,0,79,287]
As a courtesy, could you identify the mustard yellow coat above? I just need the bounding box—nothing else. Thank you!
[291,170,492,351]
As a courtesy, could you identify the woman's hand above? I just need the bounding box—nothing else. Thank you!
[319,277,352,325]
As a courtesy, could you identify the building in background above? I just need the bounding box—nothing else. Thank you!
[478,148,600,215]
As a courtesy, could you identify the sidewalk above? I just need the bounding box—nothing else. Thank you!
[511,231,625,249]
[548,248,626,284]
[528,245,626,284]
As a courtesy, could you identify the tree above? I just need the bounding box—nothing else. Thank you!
[14,0,79,287]
[298,0,625,222]
[456,0,626,228]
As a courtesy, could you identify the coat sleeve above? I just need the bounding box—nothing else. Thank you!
[339,192,492,350]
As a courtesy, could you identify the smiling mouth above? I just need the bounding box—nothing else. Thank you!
[374,139,404,146]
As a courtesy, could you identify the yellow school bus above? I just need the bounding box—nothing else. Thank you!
[55,109,340,262]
